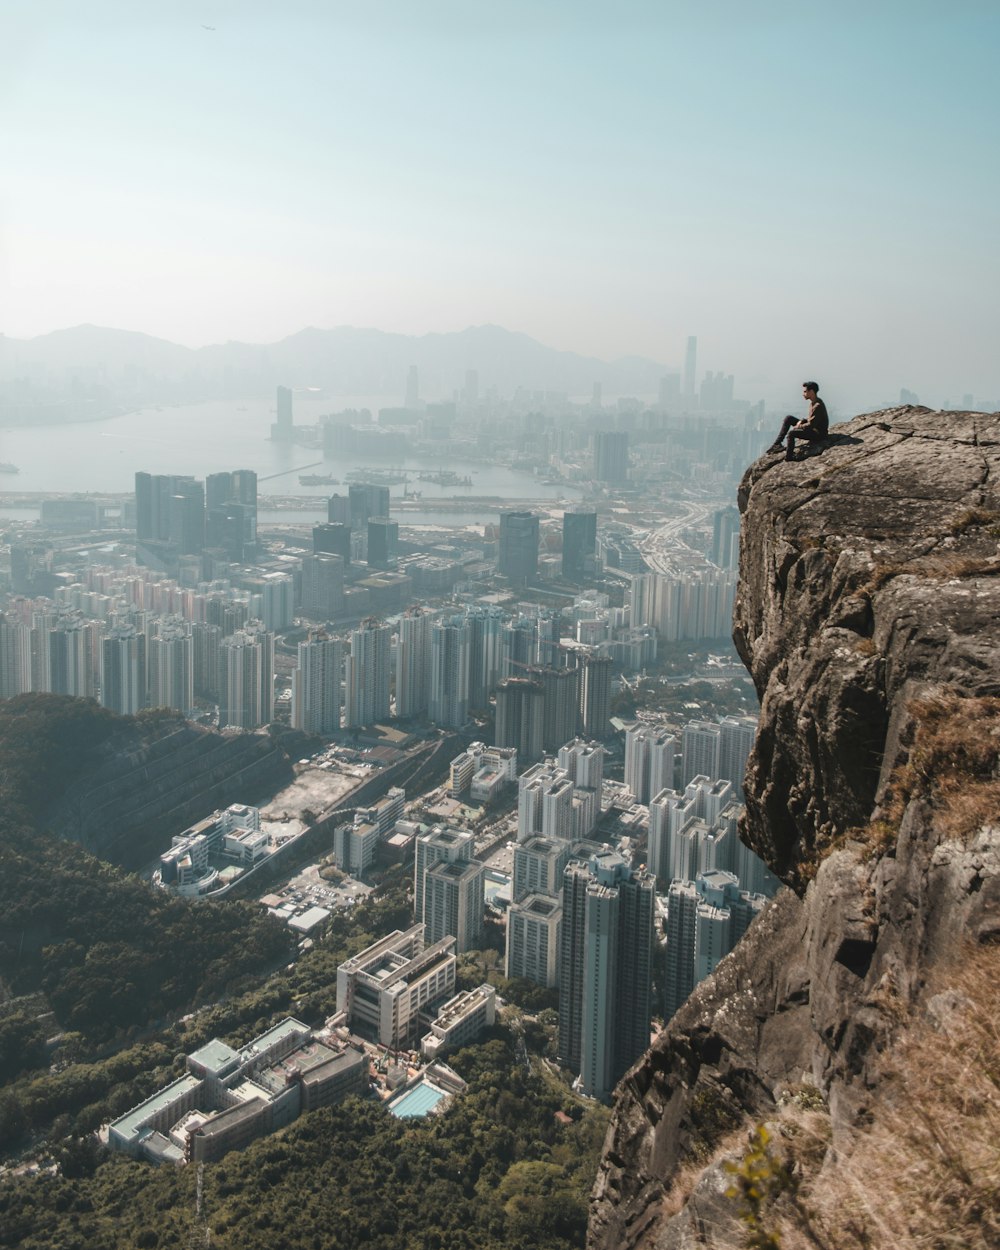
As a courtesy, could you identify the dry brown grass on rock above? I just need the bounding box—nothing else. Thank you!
[884,694,1000,839]
[772,944,1000,1250]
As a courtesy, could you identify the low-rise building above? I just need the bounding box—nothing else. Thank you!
[108,1018,366,1166]
[336,924,457,1050]
[420,984,496,1060]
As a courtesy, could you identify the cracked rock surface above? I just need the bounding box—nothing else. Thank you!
[588,408,1000,1250]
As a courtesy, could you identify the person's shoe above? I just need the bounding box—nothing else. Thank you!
[766,442,785,454]
[784,451,799,462]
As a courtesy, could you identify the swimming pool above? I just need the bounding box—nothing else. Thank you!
[388,1080,448,1119]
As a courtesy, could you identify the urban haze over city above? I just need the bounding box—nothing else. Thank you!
[1,4,997,1249]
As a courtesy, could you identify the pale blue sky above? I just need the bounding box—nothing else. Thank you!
[2,0,998,405]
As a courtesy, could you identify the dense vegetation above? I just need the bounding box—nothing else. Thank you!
[0,696,292,1063]
[0,695,608,1250]
[0,1034,609,1250]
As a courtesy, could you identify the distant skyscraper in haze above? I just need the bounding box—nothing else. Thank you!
[274,385,293,440]
[291,630,342,734]
[498,511,539,586]
[396,608,432,719]
[349,483,390,529]
[100,625,147,715]
[684,336,698,399]
[219,622,274,729]
[300,554,345,621]
[593,431,629,483]
[148,620,194,714]
[462,369,479,406]
[345,619,391,727]
[495,676,544,768]
[406,365,419,408]
[367,518,398,568]
[562,510,597,583]
[327,494,351,525]
[578,653,612,738]
[48,615,94,697]
[429,617,471,729]
[535,664,580,753]
[0,614,31,697]
[313,523,352,565]
[558,850,655,1102]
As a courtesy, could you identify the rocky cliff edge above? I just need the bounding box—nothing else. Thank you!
[589,407,1000,1249]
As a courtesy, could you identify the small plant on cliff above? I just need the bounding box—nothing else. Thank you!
[725,1125,795,1248]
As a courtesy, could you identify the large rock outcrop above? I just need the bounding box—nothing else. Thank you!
[589,408,1000,1249]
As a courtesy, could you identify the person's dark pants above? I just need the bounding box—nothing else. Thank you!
[774,415,825,458]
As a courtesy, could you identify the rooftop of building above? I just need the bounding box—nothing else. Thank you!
[188,1039,240,1075]
[111,1074,203,1142]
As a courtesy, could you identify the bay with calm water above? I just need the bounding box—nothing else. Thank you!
[0,395,582,525]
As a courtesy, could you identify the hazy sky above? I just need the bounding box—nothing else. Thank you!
[3,0,998,405]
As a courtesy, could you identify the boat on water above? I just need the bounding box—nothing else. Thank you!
[344,468,410,485]
[0,463,20,474]
[417,470,473,487]
[299,474,340,486]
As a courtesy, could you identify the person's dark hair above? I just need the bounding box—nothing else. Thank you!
[803,380,820,393]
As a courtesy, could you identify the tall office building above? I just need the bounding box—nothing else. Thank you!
[219,621,274,729]
[718,716,757,799]
[396,608,432,719]
[274,385,293,440]
[135,473,205,559]
[429,617,471,729]
[48,615,94,697]
[562,510,597,582]
[414,826,475,923]
[205,501,256,563]
[344,619,391,727]
[578,653,612,738]
[349,483,390,529]
[367,517,398,568]
[167,480,206,555]
[624,724,677,803]
[148,620,194,714]
[495,677,544,769]
[506,895,562,987]
[0,614,32,697]
[593,431,629,483]
[206,470,257,515]
[536,664,580,753]
[498,511,539,586]
[291,631,343,734]
[313,523,352,564]
[683,336,698,400]
[327,494,351,525]
[100,624,147,715]
[300,554,345,621]
[191,621,222,701]
[464,605,504,708]
[424,859,485,953]
[558,851,655,1102]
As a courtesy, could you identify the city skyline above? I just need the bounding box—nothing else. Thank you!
[3,2,998,406]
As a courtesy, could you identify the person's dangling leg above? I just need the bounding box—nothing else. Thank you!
[768,416,796,453]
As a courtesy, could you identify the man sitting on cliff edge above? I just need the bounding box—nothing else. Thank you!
[768,381,830,461]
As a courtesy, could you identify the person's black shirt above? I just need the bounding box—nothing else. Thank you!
[809,398,829,436]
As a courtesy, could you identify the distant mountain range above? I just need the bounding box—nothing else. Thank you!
[0,323,673,400]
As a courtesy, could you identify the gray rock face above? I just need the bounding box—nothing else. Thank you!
[589,408,1000,1250]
